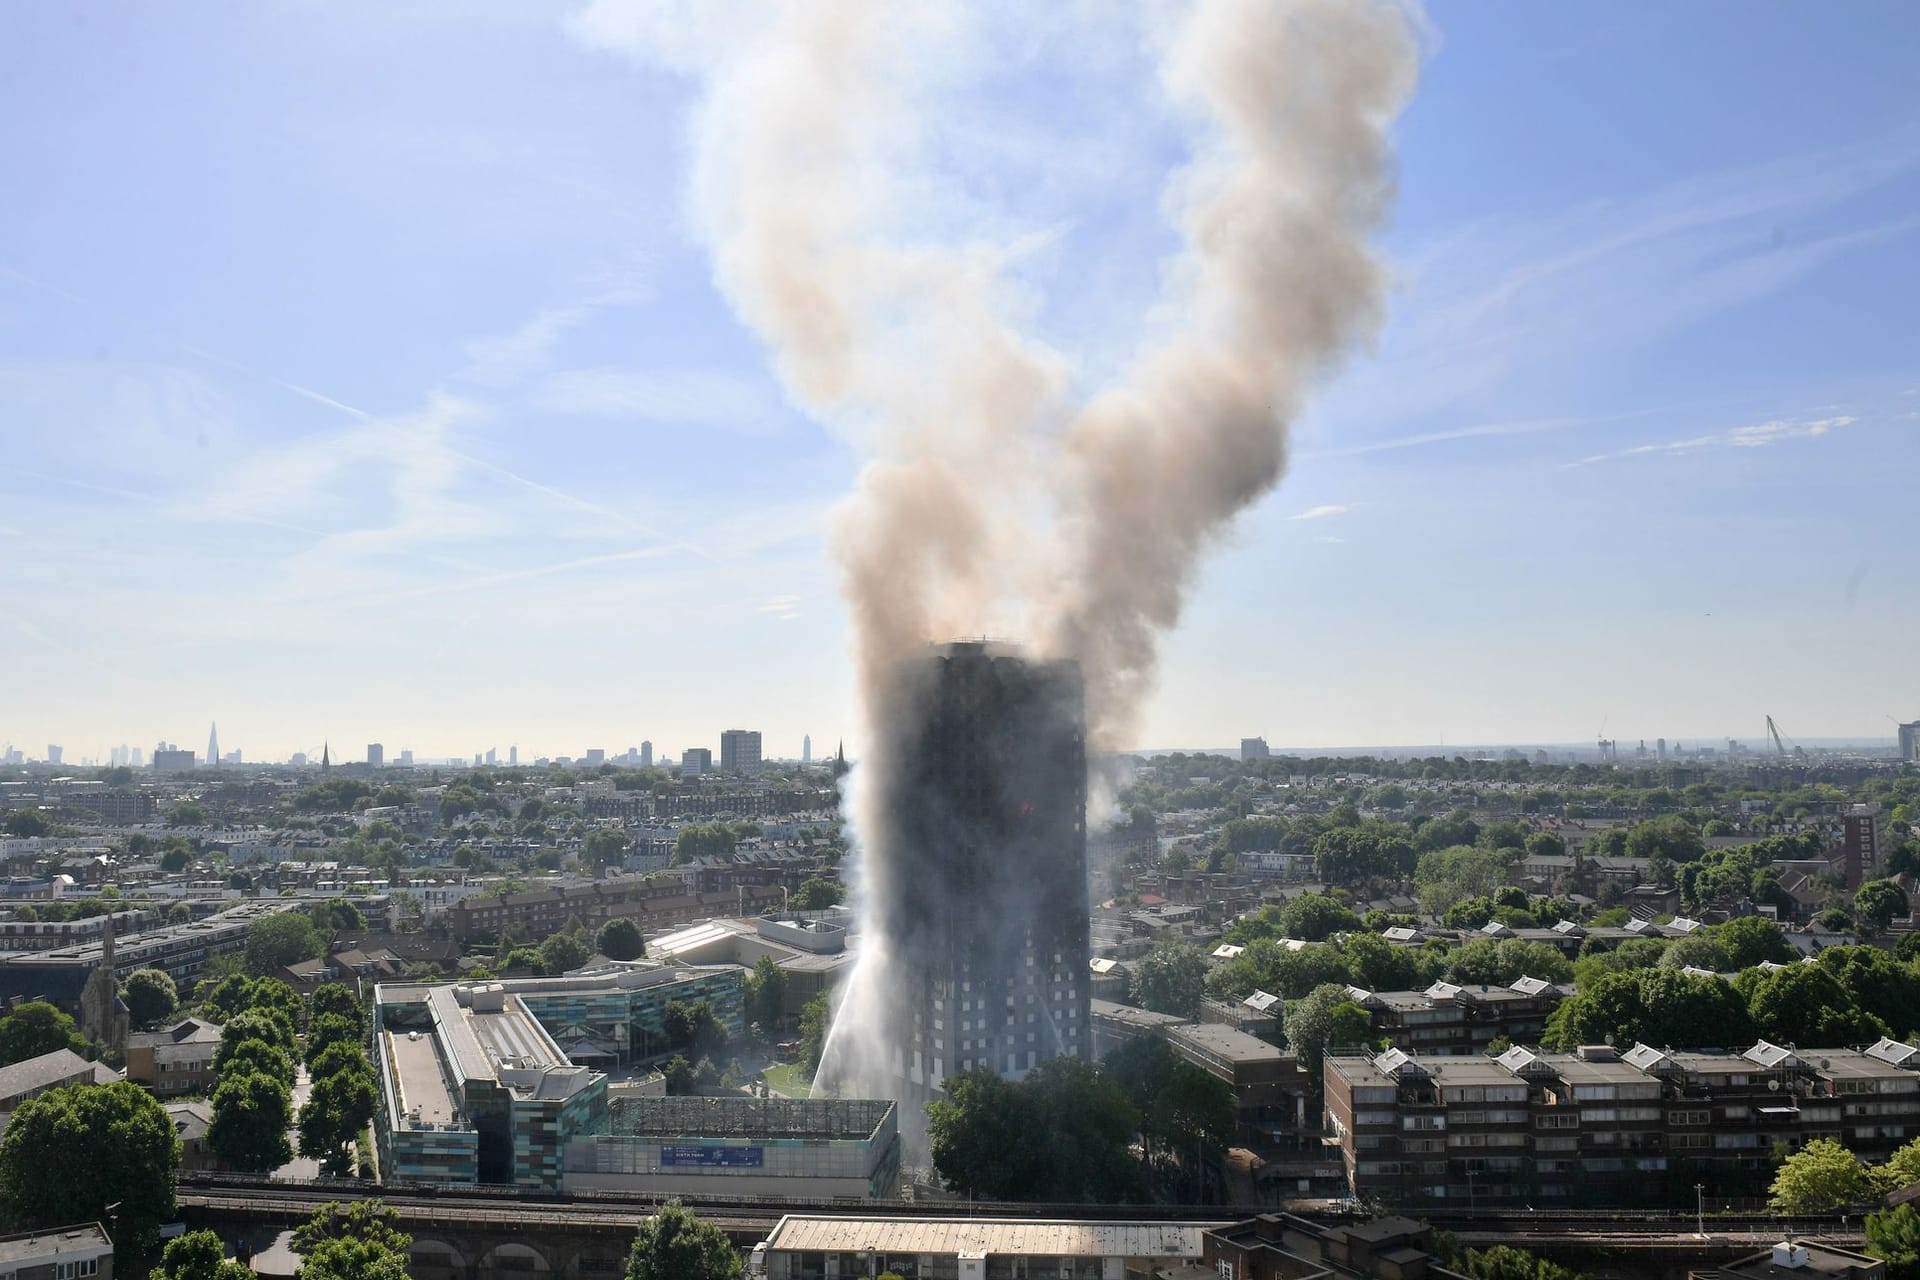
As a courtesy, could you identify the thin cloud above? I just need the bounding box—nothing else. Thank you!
[535,367,781,433]
[1287,504,1350,521]
[754,593,802,620]
[1571,415,1856,467]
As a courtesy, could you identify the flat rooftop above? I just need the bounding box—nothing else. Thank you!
[0,1224,112,1267]
[764,1217,1207,1260]
[1169,1022,1291,1065]
[385,1028,460,1126]
[1090,998,1191,1031]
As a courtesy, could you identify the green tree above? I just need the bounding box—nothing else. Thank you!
[309,984,366,1036]
[1713,916,1794,969]
[0,1082,178,1255]
[208,1071,294,1171]
[218,1008,297,1061]
[1543,969,1754,1052]
[625,1201,740,1280]
[798,991,832,1074]
[744,956,788,1031]
[1743,964,1887,1048]
[1274,895,1362,942]
[2,810,51,838]
[292,1200,413,1280]
[310,898,366,933]
[1857,880,1911,933]
[149,1229,256,1280]
[304,1014,362,1068]
[159,847,193,874]
[539,930,590,976]
[583,829,631,874]
[662,1055,694,1095]
[1770,1138,1870,1214]
[1879,1136,1920,1194]
[1128,941,1208,1017]
[791,877,844,910]
[0,1001,92,1066]
[167,802,208,828]
[244,912,325,977]
[1453,1245,1582,1280]
[1624,815,1705,863]
[597,917,646,961]
[1866,1204,1920,1280]
[673,824,738,865]
[1414,845,1510,916]
[1283,983,1374,1084]
[217,1038,296,1089]
[298,1066,377,1176]
[927,1067,1047,1199]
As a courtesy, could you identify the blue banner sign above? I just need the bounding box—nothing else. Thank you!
[660,1145,765,1168]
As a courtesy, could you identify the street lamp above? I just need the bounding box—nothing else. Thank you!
[1695,1183,1706,1238]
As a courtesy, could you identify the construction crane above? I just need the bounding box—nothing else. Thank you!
[1766,716,1787,757]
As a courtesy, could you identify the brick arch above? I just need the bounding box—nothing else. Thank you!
[408,1238,469,1280]
[477,1241,554,1280]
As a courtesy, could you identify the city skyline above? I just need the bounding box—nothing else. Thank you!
[2,5,1916,758]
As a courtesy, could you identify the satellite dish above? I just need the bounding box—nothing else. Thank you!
[1769,1079,1780,1092]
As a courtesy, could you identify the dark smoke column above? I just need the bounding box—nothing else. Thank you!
[864,642,1091,1118]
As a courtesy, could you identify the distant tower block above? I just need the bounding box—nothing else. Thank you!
[367,743,384,769]
[803,734,812,765]
[1241,737,1270,760]
[207,722,220,769]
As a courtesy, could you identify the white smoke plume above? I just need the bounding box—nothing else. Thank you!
[574,0,1419,1103]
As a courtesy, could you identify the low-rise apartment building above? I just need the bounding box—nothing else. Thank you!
[1343,978,1567,1056]
[1325,1037,1920,1209]
[0,1224,115,1280]
[125,1018,222,1097]
[444,877,782,945]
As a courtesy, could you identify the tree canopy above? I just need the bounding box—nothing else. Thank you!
[0,1002,92,1066]
[150,1229,256,1280]
[292,1201,413,1280]
[1128,941,1208,1017]
[625,1202,740,1280]
[208,1071,294,1172]
[244,912,325,976]
[123,969,179,1030]
[1770,1138,1871,1214]
[0,1082,178,1255]
[597,916,646,961]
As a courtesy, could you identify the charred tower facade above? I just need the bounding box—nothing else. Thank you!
[877,642,1090,1106]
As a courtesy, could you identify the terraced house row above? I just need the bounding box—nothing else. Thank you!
[1325,1037,1920,1208]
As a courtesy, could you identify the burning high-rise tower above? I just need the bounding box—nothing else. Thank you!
[826,643,1090,1123]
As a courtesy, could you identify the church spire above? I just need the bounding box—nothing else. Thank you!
[322,741,331,773]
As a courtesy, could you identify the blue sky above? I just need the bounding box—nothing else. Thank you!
[2,3,1915,765]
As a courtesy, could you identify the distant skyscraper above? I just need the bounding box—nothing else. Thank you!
[367,743,384,769]
[399,749,414,766]
[508,746,517,767]
[584,749,606,767]
[46,745,63,766]
[485,747,497,766]
[131,746,144,768]
[803,734,812,764]
[719,730,763,773]
[1900,722,1920,764]
[206,723,220,769]
[682,748,711,777]
[640,741,652,768]
[1240,737,1270,760]
[1657,737,1668,762]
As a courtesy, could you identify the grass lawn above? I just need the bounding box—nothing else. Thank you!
[762,1062,814,1098]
